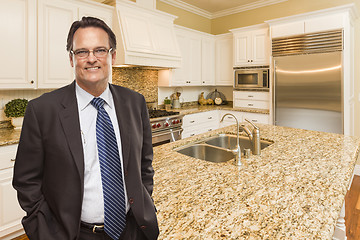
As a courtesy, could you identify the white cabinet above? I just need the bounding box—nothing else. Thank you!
[219,110,243,128]
[37,0,113,89]
[231,24,270,67]
[182,111,219,138]
[243,112,270,125]
[38,0,78,89]
[215,33,233,86]
[233,91,270,110]
[0,0,37,89]
[159,26,215,86]
[0,144,25,240]
[270,13,345,38]
[0,0,113,89]
[201,36,215,85]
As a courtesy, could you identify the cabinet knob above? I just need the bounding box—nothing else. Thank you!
[248,104,253,106]
[190,120,195,123]
[251,60,253,62]
[30,80,34,84]
[208,117,212,119]
[247,60,250,62]
[11,158,15,161]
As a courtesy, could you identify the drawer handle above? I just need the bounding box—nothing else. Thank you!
[208,117,212,119]
[190,120,195,123]
[248,104,253,106]
[252,120,258,122]
[208,129,212,131]
[248,95,254,97]
[190,133,195,136]
[11,158,15,161]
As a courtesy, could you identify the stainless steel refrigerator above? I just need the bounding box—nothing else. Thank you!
[273,51,342,134]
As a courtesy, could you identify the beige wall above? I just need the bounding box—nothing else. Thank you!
[156,0,211,33]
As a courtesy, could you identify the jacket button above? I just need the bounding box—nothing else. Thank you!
[129,198,134,204]
[140,225,147,230]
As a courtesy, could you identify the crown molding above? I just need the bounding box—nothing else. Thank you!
[159,0,288,19]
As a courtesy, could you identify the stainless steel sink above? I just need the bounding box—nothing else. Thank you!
[175,134,273,163]
[204,134,272,151]
[176,143,234,163]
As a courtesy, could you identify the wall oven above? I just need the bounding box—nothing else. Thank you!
[234,66,269,89]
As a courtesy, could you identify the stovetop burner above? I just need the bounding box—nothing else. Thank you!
[148,109,179,119]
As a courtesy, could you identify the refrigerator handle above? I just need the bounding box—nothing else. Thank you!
[273,59,276,126]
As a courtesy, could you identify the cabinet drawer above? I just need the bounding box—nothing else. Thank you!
[182,111,218,127]
[234,91,269,101]
[243,113,269,124]
[234,100,269,109]
[0,145,18,170]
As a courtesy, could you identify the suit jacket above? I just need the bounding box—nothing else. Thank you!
[13,81,159,240]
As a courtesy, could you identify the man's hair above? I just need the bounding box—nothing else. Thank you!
[66,16,116,52]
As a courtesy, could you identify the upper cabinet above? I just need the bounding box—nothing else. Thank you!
[0,0,37,89]
[158,26,215,87]
[230,24,270,67]
[0,0,113,89]
[269,12,346,39]
[215,33,233,86]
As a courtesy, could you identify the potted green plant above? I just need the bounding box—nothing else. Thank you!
[4,98,28,129]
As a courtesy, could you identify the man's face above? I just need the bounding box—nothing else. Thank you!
[70,27,116,89]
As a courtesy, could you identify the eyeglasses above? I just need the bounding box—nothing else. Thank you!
[71,48,112,58]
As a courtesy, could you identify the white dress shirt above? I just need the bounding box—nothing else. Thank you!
[76,83,129,223]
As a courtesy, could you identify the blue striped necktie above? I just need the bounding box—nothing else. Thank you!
[91,97,126,240]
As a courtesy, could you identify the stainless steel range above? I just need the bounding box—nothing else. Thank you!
[148,109,184,146]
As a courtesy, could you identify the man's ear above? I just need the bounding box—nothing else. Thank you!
[69,53,74,67]
[111,50,117,65]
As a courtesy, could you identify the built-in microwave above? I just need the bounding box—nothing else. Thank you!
[234,67,269,89]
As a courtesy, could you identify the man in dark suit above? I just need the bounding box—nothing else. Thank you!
[13,16,159,240]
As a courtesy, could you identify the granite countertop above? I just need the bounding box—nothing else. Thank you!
[175,104,269,115]
[0,105,268,146]
[152,124,360,239]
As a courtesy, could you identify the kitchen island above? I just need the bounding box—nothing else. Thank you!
[152,123,360,239]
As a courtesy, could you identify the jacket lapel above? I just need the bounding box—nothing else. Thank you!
[110,84,131,172]
[58,81,85,184]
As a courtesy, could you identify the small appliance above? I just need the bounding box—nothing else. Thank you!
[234,66,269,89]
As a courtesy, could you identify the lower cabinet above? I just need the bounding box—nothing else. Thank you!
[182,111,219,138]
[182,110,270,139]
[0,144,25,240]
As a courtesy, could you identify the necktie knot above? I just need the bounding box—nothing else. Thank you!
[91,97,105,110]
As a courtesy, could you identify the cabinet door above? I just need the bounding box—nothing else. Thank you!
[215,35,233,86]
[78,3,113,28]
[271,21,304,38]
[252,29,269,65]
[172,32,190,86]
[304,13,344,34]
[234,33,251,66]
[188,37,201,85]
[0,168,25,238]
[0,0,36,89]
[201,37,215,85]
[38,0,77,89]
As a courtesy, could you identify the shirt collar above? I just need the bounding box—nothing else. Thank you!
[75,82,113,111]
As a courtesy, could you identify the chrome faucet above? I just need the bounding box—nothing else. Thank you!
[220,113,242,166]
[240,118,261,155]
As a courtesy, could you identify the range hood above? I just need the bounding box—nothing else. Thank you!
[113,0,181,68]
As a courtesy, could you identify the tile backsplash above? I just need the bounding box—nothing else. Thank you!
[112,67,158,102]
